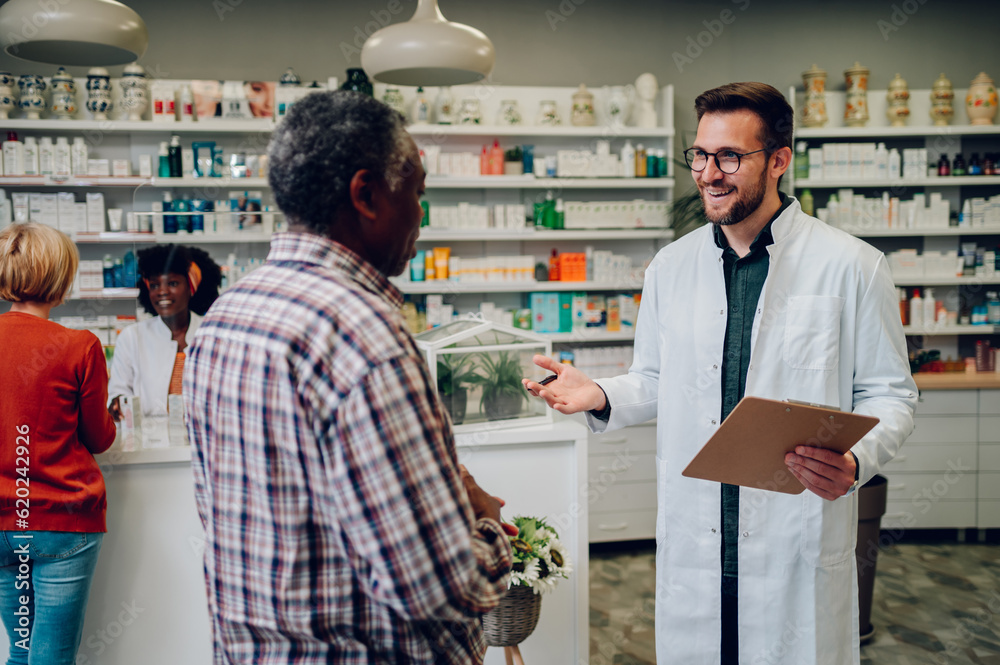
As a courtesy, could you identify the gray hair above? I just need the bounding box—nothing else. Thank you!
[267,90,411,235]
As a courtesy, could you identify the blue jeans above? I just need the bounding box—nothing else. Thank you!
[0,532,103,665]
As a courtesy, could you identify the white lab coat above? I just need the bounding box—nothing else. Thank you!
[107,314,202,418]
[588,199,916,665]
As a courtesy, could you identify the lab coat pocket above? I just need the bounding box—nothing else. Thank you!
[783,295,845,371]
[655,456,668,545]
[800,493,855,567]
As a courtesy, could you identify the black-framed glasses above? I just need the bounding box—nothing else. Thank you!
[683,147,767,174]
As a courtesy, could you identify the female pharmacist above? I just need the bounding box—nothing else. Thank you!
[0,223,117,663]
[108,244,221,423]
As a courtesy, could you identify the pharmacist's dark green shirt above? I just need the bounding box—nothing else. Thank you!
[714,193,790,578]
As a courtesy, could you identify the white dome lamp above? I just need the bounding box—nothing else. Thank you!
[0,0,148,66]
[361,0,495,87]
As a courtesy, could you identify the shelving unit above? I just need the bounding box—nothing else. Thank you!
[789,84,1000,361]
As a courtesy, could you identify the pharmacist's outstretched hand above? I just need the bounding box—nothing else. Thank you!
[522,354,607,415]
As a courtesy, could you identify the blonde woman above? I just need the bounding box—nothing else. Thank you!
[0,223,116,665]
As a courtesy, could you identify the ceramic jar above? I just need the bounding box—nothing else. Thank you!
[0,72,16,120]
[17,74,45,119]
[456,98,481,125]
[49,67,77,120]
[966,72,998,126]
[885,73,910,127]
[339,68,372,96]
[536,100,560,126]
[929,73,954,126]
[119,63,147,121]
[801,64,828,128]
[843,62,870,127]
[571,84,595,127]
[497,99,522,126]
[279,67,301,87]
[605,85,633,129]
[381,87,406,117]
[85,67,112,120]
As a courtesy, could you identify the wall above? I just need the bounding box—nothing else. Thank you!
[1,0,997,165]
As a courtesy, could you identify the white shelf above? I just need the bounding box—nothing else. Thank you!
[70,288,139,300]
[75,232,158,243]
[796,124,1000,139]
[0,175,269,188]
[149,177,269,188]
[893,276,1000,286]
[394,279,643,294]
[544,329,636,342]
[847,226,1000,237]
[904,325,999,336]
[416,228,672,241]
[95,446,192,465]
[154,232,272,244]
[0,118,275,133]
[426,176,673,189]
[406,124,674,138]
[795,176,1000,188]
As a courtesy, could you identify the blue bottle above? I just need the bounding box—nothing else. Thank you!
[162,192,176,234]
[113,258,124,288]
[173,198,190,233]
[102,254,113,288]
[122,250,137,288]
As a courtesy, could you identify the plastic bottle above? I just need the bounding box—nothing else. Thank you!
[38,137,54,176]
[71,137,88,176]
[158,141,170,177]
[168,134,182,178]
[548,248,560,281]
[826,194,839,228]
[162,191,176,234]
[909,288,923,329]
[923,288,936,329]
[112,257,124,288]
[54,137,70,176]
[952,153,966,176]
[969,153,983,176]
[898,288,908,326]
[794,140,809,179]
[635,143,647,177]
[2,131,23,176]
[554,198,565,229]
[179,86,194,121]
[22,136,38,176]
[888,148,901,180]
[123,250,136,288]
[989,291,1000,324]
[585,245,594,281]
[479,145,488,175]
[799,189,814,216]
[102,254,114,288]
[874,143,888,179]
[173,196,190,233]
[490,139,503,175]
[620,139,635,178]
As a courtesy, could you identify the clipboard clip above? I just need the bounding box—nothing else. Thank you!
[784,398,842,412]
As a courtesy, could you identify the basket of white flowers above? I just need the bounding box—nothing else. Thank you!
[483,516,573,648]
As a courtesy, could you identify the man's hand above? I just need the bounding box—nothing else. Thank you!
[459,465,519,536]
[785,446,857,501]
[108,396,123,423]
[522,354,607,415]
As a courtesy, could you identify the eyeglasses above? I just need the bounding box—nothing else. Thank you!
[683,147,767,174]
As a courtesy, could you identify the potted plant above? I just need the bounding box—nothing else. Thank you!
[469,350,526,421]
[504,146,523,175]
[436,353,478,425]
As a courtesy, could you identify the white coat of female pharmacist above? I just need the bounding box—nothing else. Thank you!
[108,245,221,424]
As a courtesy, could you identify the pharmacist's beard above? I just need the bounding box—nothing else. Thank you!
[699,166,768,227]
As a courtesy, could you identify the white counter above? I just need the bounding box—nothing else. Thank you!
[0,421,590,664]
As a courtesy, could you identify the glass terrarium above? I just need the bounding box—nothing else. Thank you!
[414,316,553,433]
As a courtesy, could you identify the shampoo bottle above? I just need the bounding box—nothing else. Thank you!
[909,288,922,329]
[168,135,182,178]
[3,131,23,176]
[54,137,71,176]
[621,140,635,178]
[38,137,54,175]
[923,288,936,329]
[71,137,88,176]
[23,137,38,175]
[888,148,901,180]
[490,139,503,175]
[158,141,170,177]
[799,189,814,216]
[874,143,888,179]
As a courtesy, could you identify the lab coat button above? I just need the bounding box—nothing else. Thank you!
[743,531,749,538]
[720,309,724,315]
[711,528,717,533]
[711,419,717,425]
[712,364,718,370]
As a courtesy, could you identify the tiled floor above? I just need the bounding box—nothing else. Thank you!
[590,539,1000,664]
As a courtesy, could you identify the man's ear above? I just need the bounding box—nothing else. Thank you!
[769,146,792,179]
[349,170,379,222]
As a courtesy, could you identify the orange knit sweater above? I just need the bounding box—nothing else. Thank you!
[0,312,116,532]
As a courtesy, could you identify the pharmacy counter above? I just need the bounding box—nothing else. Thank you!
[914,372,1000,390]
[0,422,589,665]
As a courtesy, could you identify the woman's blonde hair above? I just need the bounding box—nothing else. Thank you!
[0,223,79,304]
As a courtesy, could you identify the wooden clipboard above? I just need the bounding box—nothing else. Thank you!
[681,397,879,494]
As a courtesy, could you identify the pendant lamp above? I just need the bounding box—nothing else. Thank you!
[0,0,148,66]
[361,0,495,87]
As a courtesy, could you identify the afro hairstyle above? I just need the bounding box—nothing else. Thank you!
[136,244,222,316]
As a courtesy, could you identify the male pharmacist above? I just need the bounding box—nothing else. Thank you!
[524,82,916,665]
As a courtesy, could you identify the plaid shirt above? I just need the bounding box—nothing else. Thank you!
[184,232,513,664]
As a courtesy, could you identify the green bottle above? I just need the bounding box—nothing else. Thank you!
[794,141,809,180]
[800,189,814,216]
